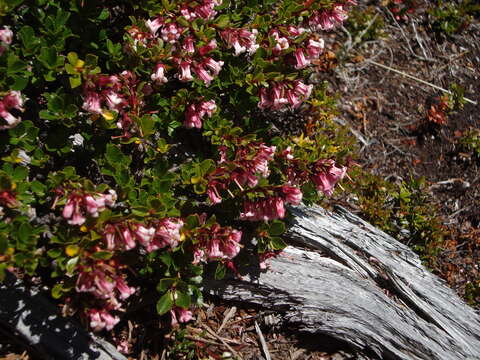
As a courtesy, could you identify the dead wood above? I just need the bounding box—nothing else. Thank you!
[203,205,480,360]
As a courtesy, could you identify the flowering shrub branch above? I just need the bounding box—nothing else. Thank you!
[0,0,356,338]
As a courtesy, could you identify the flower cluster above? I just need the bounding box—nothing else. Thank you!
[0,26,13,55]
[220,28,259,56]
[103,218,184,253]
[179,0,222,21]
[87,309,120,332]
[139,9,225,86]
[311,159,347,196]
[258,81,313,110]
[268,27,325,70]
[240,185,302,221]
[192,222,242,263]
[184,100,217,128]
[61,190,117,226]
[308,3,352,31]
[77,259,135,331]
[82,72,144,137]
[0,91,24,130]
[207,142,276,204]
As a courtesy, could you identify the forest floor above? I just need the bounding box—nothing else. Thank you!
[1,1,479,359]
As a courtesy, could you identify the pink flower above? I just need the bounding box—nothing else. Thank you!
[281,146,294,160]
[3,91,23,110]
[182,36,195,53]
[271,83,288,110]
[161,23,182,44]
[294,48,310,69]
[132,224,156,247]
[82,92,102,114]
[151,63,168,84]
[332,5,349,22]
[0,27,13,45]
[88,309,120,332]
[240,197,286,221]
[195,3,217,19]
[199,100,217,117]
[0,103,20,129]
[287,26,303,37]
[203,57,224,76]
[307,39,324,58]
[221,28,258,56]
[193,63,214,86]
[105,91,123,111]
[178,60,193,82]
[282,186,302,205]
[180,6,196,21]
[84,195,99,217]
[207,182,223,204]
[258,88,272,109]
[120,226,136,250]
[273,36,289,55]
[116,276,135,300]
[62,195,86,225]
[311,159,347,196]
[145,218,184,252]
[198,39,217,56]
[146,17,164,35]
[286,89,302,108]
[184,103,202,129]
[170,307,193,327]
[294,81,313,99]
[0,91,24,130]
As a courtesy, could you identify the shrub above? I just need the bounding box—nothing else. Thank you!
[0,0,356,333]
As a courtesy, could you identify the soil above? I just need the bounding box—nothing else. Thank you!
[330,0,480,306]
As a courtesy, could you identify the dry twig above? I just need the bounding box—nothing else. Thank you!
[254,321,272,360]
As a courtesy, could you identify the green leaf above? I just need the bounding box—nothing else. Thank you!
[268,220,285,236]
[0,263,7,282]
[38,47,63,69]
[69,75,82,88]
[214,262,226,280]
[7,53,27,75]
[97,8,109,20]
[51,283,65,299]
[85,53,98,67]
[215,14,230,28]
[175,290,191,309]
[90,251,113,260]
[156,291,174,315]
[157,278,176,292]
[106,144,128,166]
[11,75,29,91]
[67,52,78,65]
[139,116,156,136]
[18,223,32,243]
[0,233,8,254]
[66,256,79,275]
[12,166,28,181]
[47,248,62,258]
[269,237,287,250]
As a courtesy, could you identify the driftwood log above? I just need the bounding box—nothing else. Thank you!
[0,272,127,360]
[204,205,480,360]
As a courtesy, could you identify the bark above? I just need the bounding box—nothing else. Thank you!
[203,205,480,360]
[0,272,127,360]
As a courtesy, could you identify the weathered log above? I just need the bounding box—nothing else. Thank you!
[204,205,480,360]
[0,272,127,360]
